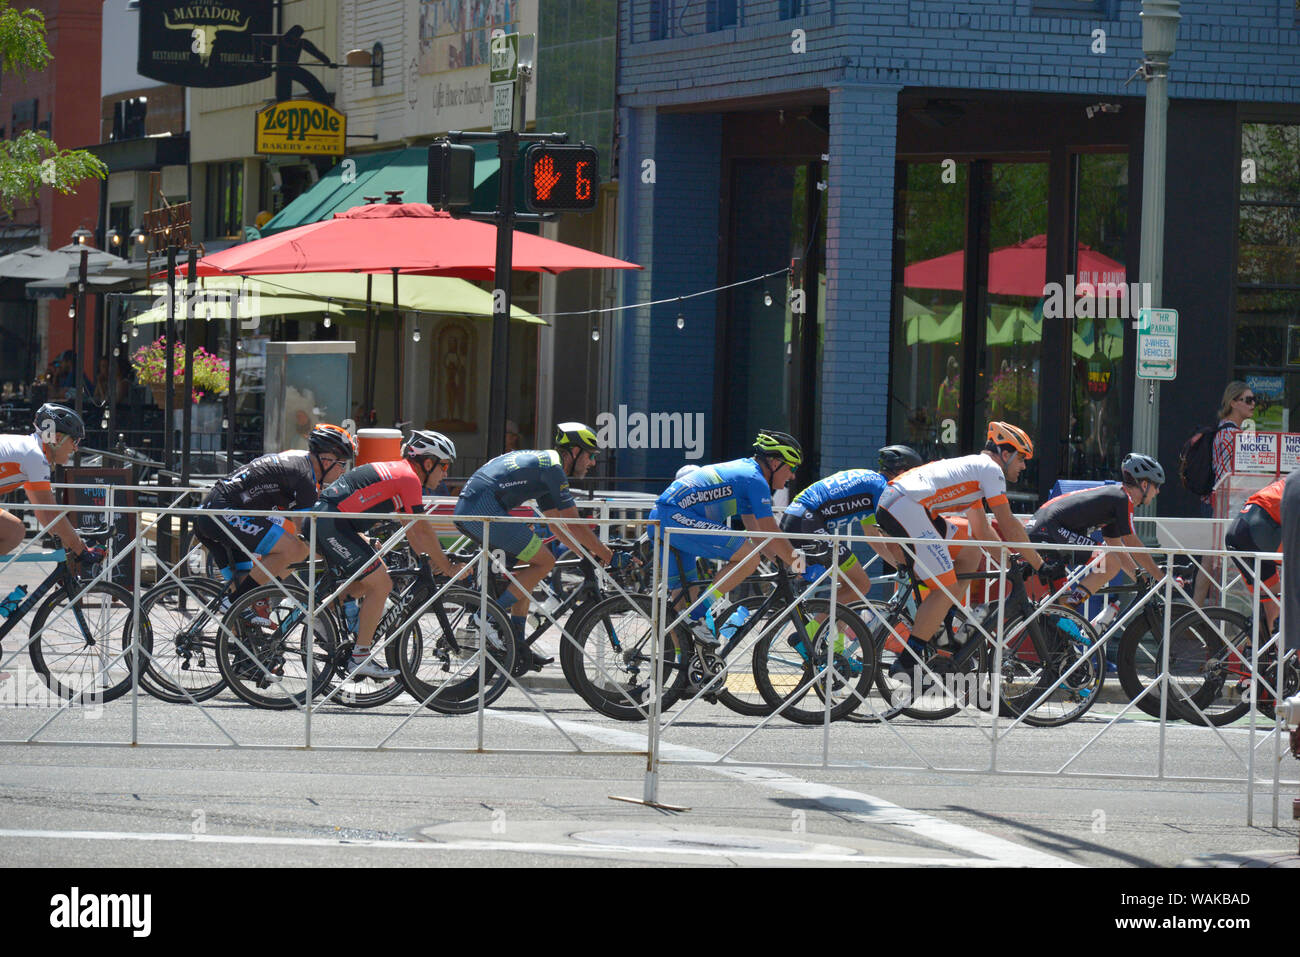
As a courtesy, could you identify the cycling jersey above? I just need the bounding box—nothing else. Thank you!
[886,454,1009,517]
[1028,484,1134,540]
[1243,478,1284,525]
[457,450,576,512]
[0,432,52,496]
[205,450,319,511]
[653,458,773,524]
[318,460,425,531]
[785,469,887,533]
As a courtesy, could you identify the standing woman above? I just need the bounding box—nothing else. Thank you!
[1194,380,1256,604]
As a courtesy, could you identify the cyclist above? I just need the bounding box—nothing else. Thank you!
[1224,476,1283,632]
[1025,452,1165,603]
[0,403,99,563]
[649,429,807,647]
[779,444,924,602]
[875,421,1046,682]
[313,430,464,679]
[193,424,356,623]
[454,422,623,672]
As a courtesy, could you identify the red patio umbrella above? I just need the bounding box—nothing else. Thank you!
[177,202,641,280]
[903,234,1125,298]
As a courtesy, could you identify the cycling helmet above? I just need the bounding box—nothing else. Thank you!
[307,423,358,460]
[1121,452,1165,485]
[878,444,923,476]
[554,422,599,452]
[752,429,803,468]
[987,421,1034,460]
[402,429,457,464]
[34,403,85,442]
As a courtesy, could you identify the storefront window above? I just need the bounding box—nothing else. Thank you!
[1235,123,1300,432]
[1068,152,1129,478]
[894,161,969,458]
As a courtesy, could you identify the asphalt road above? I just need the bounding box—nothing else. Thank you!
[0,679,1296,868]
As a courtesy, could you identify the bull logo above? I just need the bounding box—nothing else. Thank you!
[163,10,249,68]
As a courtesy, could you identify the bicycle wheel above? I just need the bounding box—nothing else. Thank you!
[138,576,227,704]
[216,583,336,710]
[27,580,149,704]
[1114,600,1194,718]
[1256,654,1298,721]
[1165,607,1254,726]
[560,592,688,722]
[848,600,907,722]
[992,607,1104,727]
[752,600,877,725]
[396,587,516,714]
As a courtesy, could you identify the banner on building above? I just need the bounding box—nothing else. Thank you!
[137,0,273,88]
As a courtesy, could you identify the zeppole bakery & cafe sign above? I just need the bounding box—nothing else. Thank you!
[255,100,347,156]
[136,0,272,87]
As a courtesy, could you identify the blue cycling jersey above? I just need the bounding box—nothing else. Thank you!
[785,469,887,534]
[654,458,773,524]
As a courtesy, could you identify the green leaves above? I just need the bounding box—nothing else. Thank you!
[0,5,107,213]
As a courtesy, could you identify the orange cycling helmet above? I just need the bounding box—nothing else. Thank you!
[987,421,1034,460]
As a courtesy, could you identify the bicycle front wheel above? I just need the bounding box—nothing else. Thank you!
[1165,607,1254,726]
[1114,600,1197,719]
[396,587,516,714]
[216,583,336,710]
[752,600,877,725]
[28,580,149,704]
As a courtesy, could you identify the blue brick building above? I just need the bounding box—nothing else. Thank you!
[611,0,1300,513]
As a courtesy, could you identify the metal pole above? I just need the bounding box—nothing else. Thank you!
[363,274,374,424]
[74,248,88,468]
[226,304,237,467]
[181,248,197,491]
[487,129,518,455]
[1131,0,1180,527]
[391,268,402,424]
[161,245,178,565]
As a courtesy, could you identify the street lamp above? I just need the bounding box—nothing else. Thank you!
[70,229,94,460]
[72,227,93,246]
[1131,0,1180,527]
[106,229,121,250]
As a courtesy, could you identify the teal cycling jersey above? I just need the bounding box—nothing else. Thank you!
[784,469,888,534]
[457,449,576,512]
[654,458,773,524]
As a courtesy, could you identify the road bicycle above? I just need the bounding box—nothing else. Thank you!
[560,549,876,724]
[867,562,1105,727]
[1106,578,1201,719]
[0,528,149,704]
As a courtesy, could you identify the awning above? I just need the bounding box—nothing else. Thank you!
[260,142,537,236]
[127,294,348,325]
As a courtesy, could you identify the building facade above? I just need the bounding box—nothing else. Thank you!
[614,0,1300,514]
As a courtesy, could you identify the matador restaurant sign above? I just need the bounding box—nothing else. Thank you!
[137,0,272,88]
[255,100,347,157]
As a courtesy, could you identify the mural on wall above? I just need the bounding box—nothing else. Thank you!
[418,0,519,74]
[430,316,478,432]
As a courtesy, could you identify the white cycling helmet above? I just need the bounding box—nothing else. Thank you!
[402,429,456,464]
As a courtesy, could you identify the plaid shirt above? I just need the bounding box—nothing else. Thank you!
[1202,420,1240,505]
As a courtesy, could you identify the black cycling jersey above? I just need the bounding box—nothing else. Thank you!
[457,450,576,512]
[1028,484,1134,540]
[205,450,319,510]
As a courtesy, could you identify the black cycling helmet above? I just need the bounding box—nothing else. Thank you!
[34,403,85,442]
[878,444,922,476]
[1121,452,1165,486]
[554,421,599,453]
[752,429,802,468]
[308,423,358,460]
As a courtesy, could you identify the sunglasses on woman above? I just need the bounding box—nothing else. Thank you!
[1238,394,1257,406]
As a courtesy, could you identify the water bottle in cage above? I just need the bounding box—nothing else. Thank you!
[0,585,27,618]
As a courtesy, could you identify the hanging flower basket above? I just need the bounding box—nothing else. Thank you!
[132,337,230,406]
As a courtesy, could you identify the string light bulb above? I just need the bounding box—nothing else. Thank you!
[412,327,421,342]
[676,313,685,330]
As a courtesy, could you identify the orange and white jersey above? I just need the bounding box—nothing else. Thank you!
[0,432,51,496]
[888,453,1008,517]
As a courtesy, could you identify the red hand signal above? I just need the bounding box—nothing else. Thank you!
[534,154,562,200]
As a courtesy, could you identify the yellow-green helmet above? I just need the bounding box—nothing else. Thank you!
[752,429,802,468]
[554,421,599,452]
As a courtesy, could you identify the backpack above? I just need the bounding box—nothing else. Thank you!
[1179,423,1231,496]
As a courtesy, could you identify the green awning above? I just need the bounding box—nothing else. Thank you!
[260,143,535,236]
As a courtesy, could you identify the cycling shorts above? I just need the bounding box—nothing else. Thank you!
[1026,520,1101,569]
[453,489,544,562]
[875,486,957,589]
[1225,503,1281,598]
[311,508,383,582]
[193,503,287,573]
[777,509,858,573]
[649,505,752,589]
